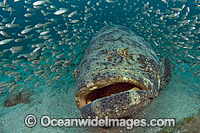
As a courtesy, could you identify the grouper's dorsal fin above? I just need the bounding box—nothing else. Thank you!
[160,56,171,89]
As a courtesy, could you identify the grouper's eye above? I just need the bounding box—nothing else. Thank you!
[80,82,148,108]
[123,48,129,57]
[117,48,130,58]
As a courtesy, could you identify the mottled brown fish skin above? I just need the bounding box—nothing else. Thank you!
[75,25,169,118]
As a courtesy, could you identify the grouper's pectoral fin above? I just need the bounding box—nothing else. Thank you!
[160,56,171,89]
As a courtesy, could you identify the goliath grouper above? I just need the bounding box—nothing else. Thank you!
[74,24,171,118]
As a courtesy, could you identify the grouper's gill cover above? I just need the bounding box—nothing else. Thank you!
[74,24,171,118]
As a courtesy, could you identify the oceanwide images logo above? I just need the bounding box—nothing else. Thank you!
[24,114,175,129]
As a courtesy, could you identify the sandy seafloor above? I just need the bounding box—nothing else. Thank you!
[0,70,199,133]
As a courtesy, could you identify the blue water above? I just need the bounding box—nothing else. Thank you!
[0,0,199,132]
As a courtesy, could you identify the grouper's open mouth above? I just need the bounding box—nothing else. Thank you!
[76,78,149,109]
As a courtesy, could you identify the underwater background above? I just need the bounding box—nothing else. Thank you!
[0,0,199,132]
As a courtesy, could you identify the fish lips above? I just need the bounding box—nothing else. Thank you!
[79,89,155,119]
[76,69,159,118]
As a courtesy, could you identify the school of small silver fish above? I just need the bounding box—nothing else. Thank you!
[0,0,199,96]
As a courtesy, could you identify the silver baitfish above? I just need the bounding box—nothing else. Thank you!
[74,25,171,118]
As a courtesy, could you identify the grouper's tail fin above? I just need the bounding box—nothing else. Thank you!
[160,56,171,89]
